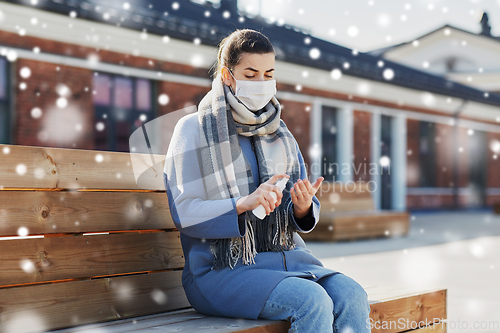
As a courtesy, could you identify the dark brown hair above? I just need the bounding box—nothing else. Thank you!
[210,29,275,79]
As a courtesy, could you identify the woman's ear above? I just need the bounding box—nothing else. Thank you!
[221,67,231,87]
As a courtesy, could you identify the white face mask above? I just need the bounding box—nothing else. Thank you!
[224,66,277,111]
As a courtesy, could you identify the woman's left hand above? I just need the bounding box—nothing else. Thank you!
[290,177,324,219]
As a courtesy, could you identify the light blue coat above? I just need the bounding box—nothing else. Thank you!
[163,112,339,320]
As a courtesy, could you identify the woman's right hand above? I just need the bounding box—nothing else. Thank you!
[236,173,290,216]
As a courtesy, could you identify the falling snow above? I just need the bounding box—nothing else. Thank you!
[347,25,359,37]
[158,94,169,105]
[331,68,342,80]
[382,68,394,80]
[31,107,42,119]
[309,48,321,59]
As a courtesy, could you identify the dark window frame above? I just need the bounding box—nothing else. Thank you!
[468,129,488,207]
[380,114,392,210]
[320,105,338,182]
[92,72,157,152]
[0,56,11,144]
[418,121,437,187]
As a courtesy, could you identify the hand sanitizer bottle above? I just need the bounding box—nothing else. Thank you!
[252,177,289,220]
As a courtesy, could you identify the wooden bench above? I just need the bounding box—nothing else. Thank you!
[0,144,445,333]
[300,182,410,241]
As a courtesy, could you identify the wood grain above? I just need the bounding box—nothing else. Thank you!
[307,180,410,241]
[0,232,184,286]
[0,191,174,236]
[0,144,165,191]
[301,212,410,241]
[47,289,448,333]
[46,307,291,333]
[316,181,375,212]
[411,322,446,332]
[369,289,447,333]
[0,145,443,333]
[0,270,190,333]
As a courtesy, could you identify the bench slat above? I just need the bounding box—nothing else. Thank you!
[306,181,410,241]
[130,315,290,333]
[317,182,375,212]
[50,309,210,333]
[301,213,409,241]
[0,191,173,236]
[0,232,184,286]
[47,308,291,333]
[0,144,165,191]
[47,288,447,333]
[0,270,190,333]
[369,289,446,333]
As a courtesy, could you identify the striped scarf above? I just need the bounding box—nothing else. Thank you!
[198,75,301,270]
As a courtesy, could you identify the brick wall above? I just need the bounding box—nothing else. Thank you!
[434,123,454,188]
[406,120,477,209]
[157,81,209,115]
[13,58,94,149]
[0,30,209,78]
[456,127,470,188]
[278,100,312,168]
[406,119,420,187]
[406,194,471,209]
[487,132,500,188]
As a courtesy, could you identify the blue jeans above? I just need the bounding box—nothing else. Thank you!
[258,273,371,333]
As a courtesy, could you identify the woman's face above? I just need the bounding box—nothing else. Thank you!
[222,52,275,93]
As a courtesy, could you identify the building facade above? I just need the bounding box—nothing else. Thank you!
[0,0,499,211]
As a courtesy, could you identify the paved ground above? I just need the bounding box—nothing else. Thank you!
[304,209,500,333]
[305,209,500,259]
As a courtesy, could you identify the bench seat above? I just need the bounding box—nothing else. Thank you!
[300,182,410,241]
[0,144,444,333]
[48,287,447,333]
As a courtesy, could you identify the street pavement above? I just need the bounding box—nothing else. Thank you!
[305,209,500,259]
[305,209,500,333]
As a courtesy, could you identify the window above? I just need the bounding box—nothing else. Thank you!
[92,73,155,152]
[0,57,10,144]
[321,106,338,182]
[468,129,487,206]
[419,121,437,187]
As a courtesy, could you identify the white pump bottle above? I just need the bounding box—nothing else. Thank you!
[252,177,289,220]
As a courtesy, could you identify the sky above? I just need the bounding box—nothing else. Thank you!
[228,0,500,52]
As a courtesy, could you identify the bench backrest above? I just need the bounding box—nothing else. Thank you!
[316,181,375,213]
[0,144,189,333]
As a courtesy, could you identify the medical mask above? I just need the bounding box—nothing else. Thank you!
[224,66,277,111]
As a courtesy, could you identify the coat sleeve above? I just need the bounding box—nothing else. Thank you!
[163,114,246,240]
[287,141,321,233]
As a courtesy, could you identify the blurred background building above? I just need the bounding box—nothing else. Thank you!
[0,0,499,212]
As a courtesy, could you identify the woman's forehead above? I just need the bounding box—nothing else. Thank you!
[236,52,275,70]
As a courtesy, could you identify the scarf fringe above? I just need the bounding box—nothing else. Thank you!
[210,205,296,270]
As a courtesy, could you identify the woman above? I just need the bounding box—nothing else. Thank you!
[163,29,370,333]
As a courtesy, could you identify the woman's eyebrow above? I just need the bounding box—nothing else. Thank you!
[244,67,275,72]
